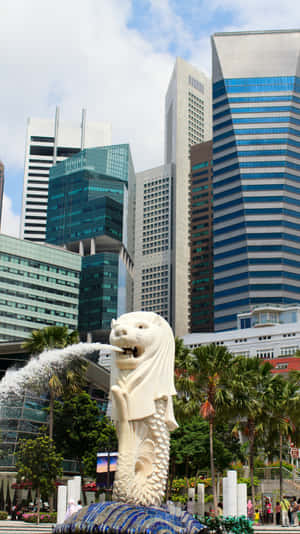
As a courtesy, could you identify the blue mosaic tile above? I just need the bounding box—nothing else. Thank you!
[53,502,206,534]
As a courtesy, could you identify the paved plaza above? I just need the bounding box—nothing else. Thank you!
[0,520,53,533]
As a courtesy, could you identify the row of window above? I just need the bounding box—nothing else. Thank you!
[144,177,169,189]
[0,298,76,319]
[1,286,77,309]
[0,317,71,332]
[214,126,300,143]
[0,253,79,278]
[143,246,169,255]
[214,148,300,167]
[0,265,79,288]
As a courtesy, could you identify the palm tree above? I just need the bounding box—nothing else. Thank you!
[22,326,86,512]
[267,372,300,501]
[186,343,236,513]
[230,356,273,504]
[173,337,194,423]
[22,326,85,439]
[22,325,79,355]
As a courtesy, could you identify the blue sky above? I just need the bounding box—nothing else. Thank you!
[1,0,299,236]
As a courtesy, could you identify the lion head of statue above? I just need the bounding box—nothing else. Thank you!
[109,311,177,430]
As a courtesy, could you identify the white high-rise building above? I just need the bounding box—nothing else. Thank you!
[133,164,173,323]
[165,57,212,336]
[20,108,111,242]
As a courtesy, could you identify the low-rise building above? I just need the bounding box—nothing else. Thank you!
[183,305,300,360]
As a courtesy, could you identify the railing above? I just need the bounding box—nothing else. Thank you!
[0,456,81,474]
[255,466,294,480]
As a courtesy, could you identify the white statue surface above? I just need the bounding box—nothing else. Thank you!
[109,311,178,507]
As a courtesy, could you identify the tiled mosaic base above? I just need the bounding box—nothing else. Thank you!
[53,501,207,534]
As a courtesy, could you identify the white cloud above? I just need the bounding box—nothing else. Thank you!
[1,194,20,237]
[1,0,300,222]
[0,0,174,182]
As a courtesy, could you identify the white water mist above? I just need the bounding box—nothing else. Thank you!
[0,342,122,401]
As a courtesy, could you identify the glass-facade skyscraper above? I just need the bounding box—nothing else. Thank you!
[46,145,135,340]
[212,30,300,331]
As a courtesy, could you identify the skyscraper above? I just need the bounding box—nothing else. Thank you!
[165,57,212,336]
[212,30,300,331]
[0,161,4,230]
[189,141,214,332]
[133,164,173,322]
[21,108,111,242]
[46,145,135,341]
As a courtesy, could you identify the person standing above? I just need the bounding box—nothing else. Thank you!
[266,499,272,524]
[291,497,299,526]
[280,496,290,527]
[247,499,254,521]
[275,501,281,525]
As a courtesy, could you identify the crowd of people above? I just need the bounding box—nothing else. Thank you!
[247,496,300,526]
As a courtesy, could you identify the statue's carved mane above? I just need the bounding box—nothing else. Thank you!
[110,311,177,430]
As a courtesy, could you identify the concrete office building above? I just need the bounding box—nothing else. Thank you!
[183,304,300,361]
[165,57,212,336]
[46,145,135,341]
[0,161,4,230]
[20,108,111,242]
[189,141,214,332]
[0,234,81,342]
[212,30,300,331]
[133,165,173,322]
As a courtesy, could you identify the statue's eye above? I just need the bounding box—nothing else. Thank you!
[137,324,147,329]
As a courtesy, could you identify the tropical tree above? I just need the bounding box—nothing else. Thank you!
[230,356,273,504]
[22,326,85,440]
[267,372,300,501]
[16,433,63,524]
[22,325,79,355]
[53,392,117,504]
[170,415,244,478]
[173,337,194,423]
[182,343,237,513]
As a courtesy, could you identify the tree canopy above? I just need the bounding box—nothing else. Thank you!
[16,434,62,524]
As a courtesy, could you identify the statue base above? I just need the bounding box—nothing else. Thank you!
[53,501,207,534]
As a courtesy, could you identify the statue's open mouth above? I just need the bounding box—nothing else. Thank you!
[114,345,143,369]
[122,347,139,358]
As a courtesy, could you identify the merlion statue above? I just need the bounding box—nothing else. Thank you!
[109,311,178,507]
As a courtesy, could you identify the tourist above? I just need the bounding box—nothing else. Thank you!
[275,501,281,525]
[65,499,78,520]
[280,495,290,527]
[77,500,83,510]
[254,509,260,525]
[247,499,254,521]
[265,498,272,524]
[291,497,299,526]
[217,502,223,516]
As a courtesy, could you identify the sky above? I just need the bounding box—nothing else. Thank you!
[1,0,300,237]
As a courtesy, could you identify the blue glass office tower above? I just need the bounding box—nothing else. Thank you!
[46,145,135,340]
[212,30,300,331]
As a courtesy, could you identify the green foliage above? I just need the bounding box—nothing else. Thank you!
[16,434,63,497]
[22,325,79,355]
[53,392,117,478]
[200,515,254,534]
[170,416,243,478]
[0,511,8,519]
